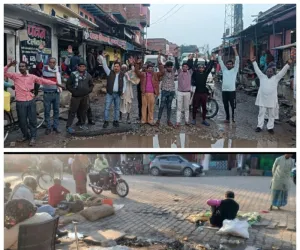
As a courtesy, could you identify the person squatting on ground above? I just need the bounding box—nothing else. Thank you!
[156,54,176,127]
[207,191,239,228]
[270,154,295,211]
[100,53,127,128]
[135,58,165,125]
[218,45,239,123]
[191,53,216,126]
[66,61,94,134]
[48,178,70,207]
[174,50,195,127]
[252,57,292,134]
[94,154,110,189]
[36,44,71,135]
[4,61,61,146]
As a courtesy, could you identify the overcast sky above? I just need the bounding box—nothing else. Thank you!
[147,4,275,49]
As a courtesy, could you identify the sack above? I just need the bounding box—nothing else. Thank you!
[59,213,86,226]
[217,219,249,239]
[80,204,114,222]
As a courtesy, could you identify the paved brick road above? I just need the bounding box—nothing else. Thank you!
[5,174,296,249]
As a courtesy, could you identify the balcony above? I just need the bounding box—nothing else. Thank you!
[112,11,127,23]
[140,14,149,27]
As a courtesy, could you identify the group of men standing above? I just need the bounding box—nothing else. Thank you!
[4,43,294,145]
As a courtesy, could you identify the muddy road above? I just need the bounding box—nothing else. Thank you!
[5,82,296,148]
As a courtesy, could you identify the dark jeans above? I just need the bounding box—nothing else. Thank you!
[222,91,236,120]
[158,90,175,121]
[77,96,93,124]
[16,99,37,139]
[43,92,60,129]
[66,95,89,127]
[104,93,121,121]
[193,92,208,120]
[137,84,142,119]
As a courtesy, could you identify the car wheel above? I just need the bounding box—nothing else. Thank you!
[183,167,193,177]
[151,167,160,176]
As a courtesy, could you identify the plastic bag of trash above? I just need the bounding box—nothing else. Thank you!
[217,219,249,239]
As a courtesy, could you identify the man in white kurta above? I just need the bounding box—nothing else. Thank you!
[252,58,292,134]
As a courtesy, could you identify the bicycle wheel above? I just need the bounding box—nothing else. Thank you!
[37,172,54,190]
[35,98,45,128]
[4,111,12,142]
[22,170,39,181]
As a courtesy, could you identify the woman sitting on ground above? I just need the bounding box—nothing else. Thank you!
[207,191,240,228]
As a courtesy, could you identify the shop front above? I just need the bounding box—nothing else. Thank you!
[19,21,52,68]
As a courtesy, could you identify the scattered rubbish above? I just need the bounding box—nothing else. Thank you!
[67,232,85,240]
[113,204,125,211]
[183,237,188,241]
[187,211,211,223]
[195,226,204,232]
[237,212,261,225]
[173,198,180,202]
[220,239,241,244]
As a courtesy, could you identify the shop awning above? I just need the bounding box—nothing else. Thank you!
[4,16,24,29]
[271,42,296,50]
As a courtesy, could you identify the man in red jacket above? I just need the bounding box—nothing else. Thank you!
[48,179,70,207]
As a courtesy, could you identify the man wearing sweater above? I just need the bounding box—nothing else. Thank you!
[66,61,94,134]
[100,52,127,128]
[36,44,71,135]
[191,54,216,126]
[218,46,239,123]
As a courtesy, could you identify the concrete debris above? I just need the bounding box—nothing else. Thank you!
[289,116,296,126]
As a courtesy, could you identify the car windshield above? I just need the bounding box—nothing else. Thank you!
[178,156,188,162]
[145,58,158,66]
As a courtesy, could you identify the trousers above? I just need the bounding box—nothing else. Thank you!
[158,90,175,121]
[43,92,60,129]
[176,91,190,123]
[258,106,275,130]
[66,95,89,127]
[142,93,155,124]
[222,91,236,120]
[192,92,208,120]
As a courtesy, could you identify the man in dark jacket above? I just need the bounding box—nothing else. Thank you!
[209,191,239,228]
[100,52,127,128]
[191,54,216,126]
[66,61,94,134]
[87,49,96,76]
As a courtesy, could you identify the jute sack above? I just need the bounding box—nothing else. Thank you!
[80,204,114,222]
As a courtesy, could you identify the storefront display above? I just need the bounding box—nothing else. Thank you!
[20,21,52,67]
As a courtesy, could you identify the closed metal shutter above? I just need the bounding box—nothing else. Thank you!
[4,16,24,30]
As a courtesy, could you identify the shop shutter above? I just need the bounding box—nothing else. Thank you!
[4,16,24,30]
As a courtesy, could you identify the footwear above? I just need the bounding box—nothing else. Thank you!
[202,120,210,126]
[113,121,119,127]
[45,128,52,135]
[55,239,61,244]
[17,137,29,142]
[75,122,81,126]
[277,206,281,210]
[66,127,75,134]
[255,127,262,132]
[127,118,131,124]
[88,120,95,125]
[148,122,155,126]
[167,121,174,127]
[79,125,89,130]
[232,119,235,123]
[56,229,68,238]
[269,205,273,211]
[155,120,160,127]
[103,121,109,128]
[191,119,196,125]
[224,120,230,123]
[185,122,191,126]
[53,128,61,134]
[29,138,36,147]
[175,123,180,128]
[268,129,274,134]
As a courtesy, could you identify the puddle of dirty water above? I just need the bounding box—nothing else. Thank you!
[66,133,281,148]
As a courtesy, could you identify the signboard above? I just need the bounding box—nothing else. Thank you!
[83,30,126,49]
[20,21,52,67]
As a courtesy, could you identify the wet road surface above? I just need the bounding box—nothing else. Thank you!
[5,82,296,148]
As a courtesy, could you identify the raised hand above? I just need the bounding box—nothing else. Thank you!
[251,57,256,62]
[67,45,73,54]
[9,60,17,67]
[173,48,179,57]
[137,58,142,64]
[39,43,45,50]
[287,59,293,65]
[188,53,193,60]
[128,56,135,65]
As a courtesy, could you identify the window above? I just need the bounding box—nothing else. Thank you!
[85,15,88,19]
[168,156,179,162]
[80,11,84,17]
[66,4,71,8]
[89,17,93,22]
[158,157,168,161]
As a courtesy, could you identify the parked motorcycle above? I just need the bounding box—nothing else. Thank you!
[88,168,129,197]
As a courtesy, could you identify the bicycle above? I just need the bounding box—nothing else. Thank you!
[22,166,54,191]
[4,92,45,142]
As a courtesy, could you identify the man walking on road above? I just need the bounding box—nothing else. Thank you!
[36,44,71,135]
[156,54,176,127]
[4,61,61,146]
[66,61,94,134]
[100,52,127,128]
[191,54,216,126]
[87,49,96,77]
[251,56,292,134]
[218,45,239,123]
[174,50,195,127]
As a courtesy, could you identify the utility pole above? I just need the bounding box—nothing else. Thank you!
[223,4,234,61]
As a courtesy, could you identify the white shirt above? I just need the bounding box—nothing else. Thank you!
[218,56,239,91]
[100,55,127,94]
[68,157,74,165]
[10,185,35,206]
[253,62,290,108]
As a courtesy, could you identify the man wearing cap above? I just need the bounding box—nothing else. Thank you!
[66,61,94,134]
